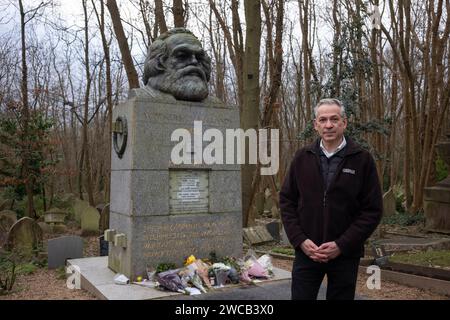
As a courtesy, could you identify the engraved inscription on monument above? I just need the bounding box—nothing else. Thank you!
[169,170,209,214]
[142,219,235,261]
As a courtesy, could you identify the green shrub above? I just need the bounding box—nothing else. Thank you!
[271,247,295,256]
[390,250,450,268]
[392,185,405,213]
[156,262,177,273]
[56,266,67,280]
[0,252,17,294]
[382,211,425,226]
[16,263,38,275]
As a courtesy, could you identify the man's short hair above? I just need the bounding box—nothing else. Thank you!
[142,28,211,85]
[314,98,346,118]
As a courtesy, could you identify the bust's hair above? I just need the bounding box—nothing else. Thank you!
[143,28,211,85]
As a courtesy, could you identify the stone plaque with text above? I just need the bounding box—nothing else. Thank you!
[169,170,209,214]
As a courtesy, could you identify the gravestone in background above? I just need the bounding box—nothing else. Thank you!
[382,188,396,217]
[105,28,242,280]
[81,206,100,235]
[6,217,43,257]
[48,235,83,268]
[424,133,450,232]
[73,199,90,223]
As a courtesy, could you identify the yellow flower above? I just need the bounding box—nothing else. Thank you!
[185,255,196,266]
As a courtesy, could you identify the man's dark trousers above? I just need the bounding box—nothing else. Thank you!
[292,250,360,300]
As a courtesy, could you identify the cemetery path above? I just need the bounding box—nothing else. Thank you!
[271,258,449,300]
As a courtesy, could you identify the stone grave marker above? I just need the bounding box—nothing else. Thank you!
[81,206,100,235]
[48,235,83,268]
[6,217,43,257]
[243,226,274,245]
[73,199,90,223]
[382,188,396,216]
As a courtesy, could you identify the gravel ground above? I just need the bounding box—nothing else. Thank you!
[0,268,97,300]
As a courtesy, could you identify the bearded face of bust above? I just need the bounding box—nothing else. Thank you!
[143,29,211,102]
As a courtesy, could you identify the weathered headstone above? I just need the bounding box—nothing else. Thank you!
[105,28,242,279]
[73,199,90,223]
[81,206,100,235]
[48,235,83,269]
[243,226,274,245]
[0,210,17,223]
[6,217,43,257]
[424,134,450,232]
[382,188,396,216]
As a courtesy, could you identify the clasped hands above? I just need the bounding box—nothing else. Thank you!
[300,239,341,263]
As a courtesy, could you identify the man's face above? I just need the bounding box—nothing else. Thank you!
[314,103,347,144]
[158,34,209,101]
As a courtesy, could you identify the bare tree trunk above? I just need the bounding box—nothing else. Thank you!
[155,0,168,34]
[173,0,185,28]
[106,0,140,89]
[209,0,244,108]
[18,0,35,218]
[82,0,95,206]
[241,0,262,227]
[369,0,383,184]
[299,0,311,120]
[331,0,341,96]
[93,0,113,204]
[138,0,154,45]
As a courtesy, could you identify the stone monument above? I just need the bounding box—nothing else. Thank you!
[105,28,242,279]
[424,133,450,232]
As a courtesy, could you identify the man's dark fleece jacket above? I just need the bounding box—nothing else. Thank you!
[280,137,383,258]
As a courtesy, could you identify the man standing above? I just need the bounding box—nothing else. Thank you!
[280,98,383,300]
